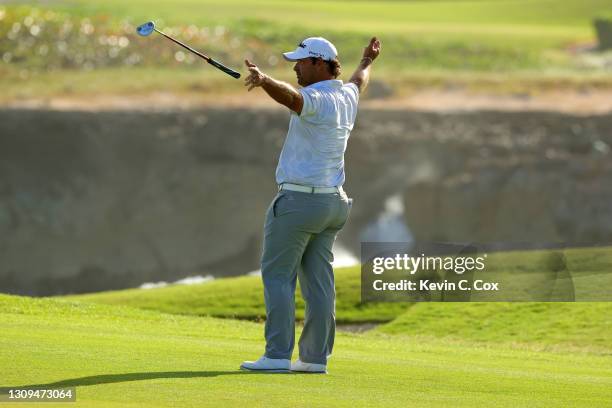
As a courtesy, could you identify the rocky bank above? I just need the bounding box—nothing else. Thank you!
[0,108,610,295]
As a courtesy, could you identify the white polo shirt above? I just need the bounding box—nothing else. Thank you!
[275,79,359,188]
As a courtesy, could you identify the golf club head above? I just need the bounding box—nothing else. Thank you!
[136,21,155,36]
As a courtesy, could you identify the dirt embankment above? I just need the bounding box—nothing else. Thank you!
[6,88,612,114]
[1,106,611,295]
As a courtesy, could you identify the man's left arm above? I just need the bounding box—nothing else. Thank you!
[244,59,304,115]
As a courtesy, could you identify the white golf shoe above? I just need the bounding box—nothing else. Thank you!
[240,356,290,373]
[290,359,327,374]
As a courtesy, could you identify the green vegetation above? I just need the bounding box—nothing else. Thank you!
[4,246,612,405]
[37,0,610,29]
[66,267,411,323]
[2,3,610,404]
[377,302,612,353]
[65,246,612,353]
[1,0,611,100]
[66,246,612,314]
[2,294,611,407]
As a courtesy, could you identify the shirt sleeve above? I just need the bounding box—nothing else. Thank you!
[299,87,321,117]
[344,82,360,103]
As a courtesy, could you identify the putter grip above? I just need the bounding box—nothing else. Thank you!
[207,58,241,79]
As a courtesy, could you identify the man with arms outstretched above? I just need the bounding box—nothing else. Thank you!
[240,36,381,374]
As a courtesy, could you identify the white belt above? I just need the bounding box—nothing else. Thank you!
[279,183,343,194]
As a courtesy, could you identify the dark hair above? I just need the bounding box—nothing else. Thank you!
[310,57,341,78]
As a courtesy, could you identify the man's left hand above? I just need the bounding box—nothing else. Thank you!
[244,59,268,91]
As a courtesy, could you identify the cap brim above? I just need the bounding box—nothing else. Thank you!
[282,49,309,61]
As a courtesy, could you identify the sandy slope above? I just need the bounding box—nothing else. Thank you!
[3,89,612,114]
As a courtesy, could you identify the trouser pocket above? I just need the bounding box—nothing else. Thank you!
[338,197,353,229]
[271,193,284,217]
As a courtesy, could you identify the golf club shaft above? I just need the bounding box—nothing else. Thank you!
[154,28,241,79]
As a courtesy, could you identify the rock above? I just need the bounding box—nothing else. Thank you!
[361,79,393,99]
[1,108,611,295]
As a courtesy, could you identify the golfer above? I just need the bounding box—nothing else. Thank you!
[240,36,381,374]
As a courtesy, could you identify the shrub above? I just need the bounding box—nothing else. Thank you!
[594,14,612,50]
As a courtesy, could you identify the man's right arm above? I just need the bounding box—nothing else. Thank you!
[349,37,381,93]
[244,59,304,114]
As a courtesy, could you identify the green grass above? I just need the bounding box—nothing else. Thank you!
[23,0,611,60]
[65,246,612,315]
[2,0,611,99]
[24,0,607,64]
[2,294,611,407]
[64,246,612,354]
[377,303,612,353]
[36,0,609,32]
[65,267,411,323]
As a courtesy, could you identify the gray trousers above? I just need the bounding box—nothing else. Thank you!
[261,189,352,365]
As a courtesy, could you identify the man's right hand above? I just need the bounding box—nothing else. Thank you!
[244,59,268,91]
[363,37,381,61]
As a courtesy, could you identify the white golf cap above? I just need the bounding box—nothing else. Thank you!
[283,37,338,61]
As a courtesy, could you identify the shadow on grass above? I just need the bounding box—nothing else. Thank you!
[0,370,282,391]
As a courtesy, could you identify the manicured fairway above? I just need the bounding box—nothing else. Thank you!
[65,246,612,353]
[1,294,611,407]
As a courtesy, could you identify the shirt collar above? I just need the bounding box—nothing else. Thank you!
[306,79,343,89]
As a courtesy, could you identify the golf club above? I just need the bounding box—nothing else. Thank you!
[136,21,241,79]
